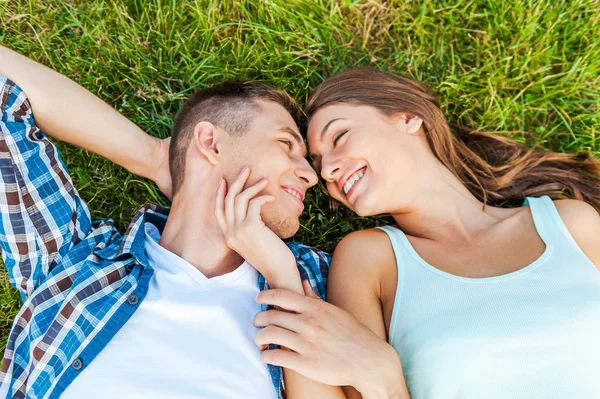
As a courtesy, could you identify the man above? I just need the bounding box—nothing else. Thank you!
[0,46,404,399]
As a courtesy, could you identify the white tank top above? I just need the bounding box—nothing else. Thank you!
[379,196,600,399]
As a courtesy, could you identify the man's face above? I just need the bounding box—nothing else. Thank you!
[223,100,318,239]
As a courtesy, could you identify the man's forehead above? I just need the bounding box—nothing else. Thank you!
[254,99,297,123]
[251,101,301,133]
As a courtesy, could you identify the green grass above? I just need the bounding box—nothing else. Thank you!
[0,0,599,348]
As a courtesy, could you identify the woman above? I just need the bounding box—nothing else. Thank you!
[301,67,600,398]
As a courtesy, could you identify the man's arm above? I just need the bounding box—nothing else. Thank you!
[0,45,171,197]
[0,46,169,297]
[0,74,89,297]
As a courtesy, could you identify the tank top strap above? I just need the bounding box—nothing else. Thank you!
[523,195,586,257]
[376,225,406,268]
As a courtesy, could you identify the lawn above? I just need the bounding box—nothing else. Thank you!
[0,0,598,349]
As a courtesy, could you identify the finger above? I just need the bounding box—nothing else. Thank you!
[254,309,304,332]
[302,280,320,299]
[234,179,269,223]
[261,349,302,370]
[256,288,317,314]
[246,195,275,223]
[214,178,227,233]
[255,326,305,353]
[225,167,250,229]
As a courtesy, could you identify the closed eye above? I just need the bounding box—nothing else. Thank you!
[333,130,348,147]
[279,139,293,149]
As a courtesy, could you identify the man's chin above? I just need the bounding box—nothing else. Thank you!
[264,216,299,239]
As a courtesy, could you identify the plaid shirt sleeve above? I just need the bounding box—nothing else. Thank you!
[0,75,93,298]
[286,242,330,300]
[258,241,331,300]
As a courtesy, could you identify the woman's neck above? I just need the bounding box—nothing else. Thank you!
[389,163,513,244]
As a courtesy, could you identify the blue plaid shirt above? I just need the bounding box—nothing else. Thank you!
[0,76,330,399]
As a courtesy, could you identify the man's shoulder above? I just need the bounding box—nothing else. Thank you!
[286,241,331,266]
[94,204,169,262]
[282,241,330,300]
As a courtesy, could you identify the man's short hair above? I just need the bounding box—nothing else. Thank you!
[170,80,300,196]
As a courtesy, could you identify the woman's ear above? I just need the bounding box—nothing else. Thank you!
[404,114,423,134]
[192,121,223,165]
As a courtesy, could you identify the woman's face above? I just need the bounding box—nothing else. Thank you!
[307,103,430,216]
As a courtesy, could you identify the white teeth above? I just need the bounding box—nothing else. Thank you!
[284,189,302,201]
[343,170,365,195]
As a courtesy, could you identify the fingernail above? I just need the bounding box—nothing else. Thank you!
[259,178,268,184]
[241,166,249,174]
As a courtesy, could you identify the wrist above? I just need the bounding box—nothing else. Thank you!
[147,136,166,181]
[143,136,172,199]
[356,344,409,399]
[262,256,302,293]
[121,135,159,180]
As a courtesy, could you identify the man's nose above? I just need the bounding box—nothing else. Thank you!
[296,158,319,188]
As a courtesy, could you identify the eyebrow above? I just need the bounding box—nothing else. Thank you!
[319,118,346,142]
[278,126,307,156]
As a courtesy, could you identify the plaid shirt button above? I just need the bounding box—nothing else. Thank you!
[72,358,83,370]
[127,294,139,305]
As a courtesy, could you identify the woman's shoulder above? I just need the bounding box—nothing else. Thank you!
[334,227,394,258]
[552,198,600,236]
[331,228,397,278]
[552,198,600,269]
[328,228,400,342]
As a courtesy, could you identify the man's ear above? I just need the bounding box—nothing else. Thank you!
[192,121,223,165]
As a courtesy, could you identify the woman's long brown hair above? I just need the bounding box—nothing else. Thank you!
[305,67,600,211]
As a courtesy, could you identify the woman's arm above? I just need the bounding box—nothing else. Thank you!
[254,228,408,398]
[327,229,410,398]
[0,45,172,197]
[256,283,407,399]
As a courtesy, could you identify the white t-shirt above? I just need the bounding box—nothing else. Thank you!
[62,222,277,399]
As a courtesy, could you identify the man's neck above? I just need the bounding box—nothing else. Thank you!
[158,185,244,279]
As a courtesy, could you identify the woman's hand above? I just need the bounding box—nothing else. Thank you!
[214,167,301,292]
[255,283,410,399]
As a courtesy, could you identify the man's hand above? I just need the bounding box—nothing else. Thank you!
[255,283,410,399]
[214,166,302,293]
